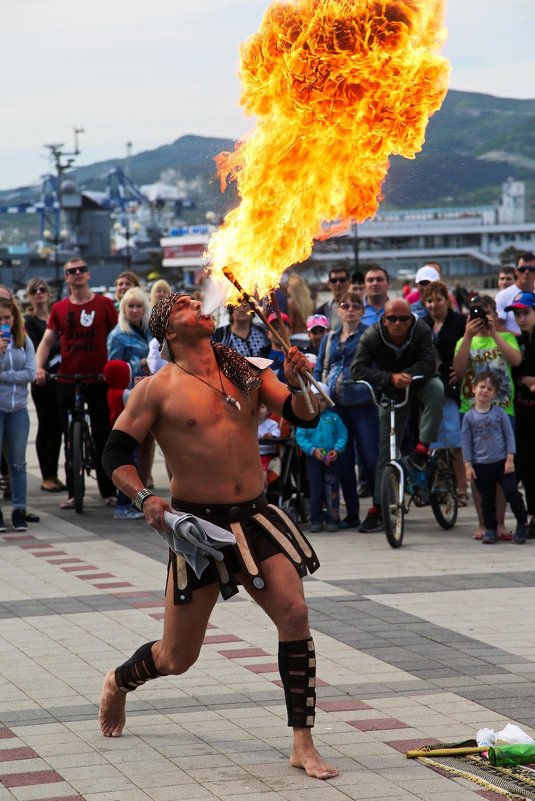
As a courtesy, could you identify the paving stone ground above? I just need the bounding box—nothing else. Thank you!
[1,408,534,800]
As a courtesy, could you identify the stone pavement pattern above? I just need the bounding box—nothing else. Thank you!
[1,414,534,800]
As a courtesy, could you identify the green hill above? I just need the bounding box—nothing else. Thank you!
[2,90,535,226]
[383,90,535,208]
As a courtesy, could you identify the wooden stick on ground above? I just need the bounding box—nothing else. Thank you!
[406,746,488,759]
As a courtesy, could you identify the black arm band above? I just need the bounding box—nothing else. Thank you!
[282,394,320,429]
[102,429,139,477]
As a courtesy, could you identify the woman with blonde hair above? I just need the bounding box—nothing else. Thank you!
[24,278,64,492]
[0,297,36,530]
[106,287,154,515]
[107,287,151,378]
[149,279,172,307]
[287,272,314,334]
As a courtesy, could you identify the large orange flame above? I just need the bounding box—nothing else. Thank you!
[207,0,450,301]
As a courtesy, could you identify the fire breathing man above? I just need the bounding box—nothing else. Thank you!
[98,293,338,780]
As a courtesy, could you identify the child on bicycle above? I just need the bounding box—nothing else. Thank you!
[295,383,348,532]
[461,370,528,544]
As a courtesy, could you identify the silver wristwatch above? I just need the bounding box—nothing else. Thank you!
[133,488,154,512]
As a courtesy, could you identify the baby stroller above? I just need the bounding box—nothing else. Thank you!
[262,428,309,523]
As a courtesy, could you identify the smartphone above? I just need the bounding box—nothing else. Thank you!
[0,324,11,341]
[469,306,487,327]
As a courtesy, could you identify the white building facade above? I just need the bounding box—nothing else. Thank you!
[310,180,535,277]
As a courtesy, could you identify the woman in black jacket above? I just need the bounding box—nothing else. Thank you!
[511,292,535,534]
[422,281,468,504]
[24,278,64,492]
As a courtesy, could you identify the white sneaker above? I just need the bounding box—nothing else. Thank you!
[113,506,144,520]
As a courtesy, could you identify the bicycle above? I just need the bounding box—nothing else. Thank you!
[357,378,458,548]
[51,373,103,513]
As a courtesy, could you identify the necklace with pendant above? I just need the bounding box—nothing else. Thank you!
[172,359,242,411]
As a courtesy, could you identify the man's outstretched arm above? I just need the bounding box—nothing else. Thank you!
[102,378,171,529]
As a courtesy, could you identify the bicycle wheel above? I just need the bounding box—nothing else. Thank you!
[381,464,405,548]
[72,420,85,514]
[429,456,457,529]
[83,417,97,474]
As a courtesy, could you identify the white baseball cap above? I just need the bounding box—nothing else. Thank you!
[311,381,330,397]
[415,266,440,284]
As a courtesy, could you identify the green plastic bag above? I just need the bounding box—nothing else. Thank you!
[488,744,535,766]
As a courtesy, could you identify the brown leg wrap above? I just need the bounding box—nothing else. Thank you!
[115,641,162,693]
[278,638,316,728]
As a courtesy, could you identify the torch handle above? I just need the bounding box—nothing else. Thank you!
[270,292,314,414]
[222,269,333,406]
[256,303,334,406]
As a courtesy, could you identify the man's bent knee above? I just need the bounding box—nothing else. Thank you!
[278,599,310,639]
[157,643,200,676]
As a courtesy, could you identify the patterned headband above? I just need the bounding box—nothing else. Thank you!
[149,292,184,344]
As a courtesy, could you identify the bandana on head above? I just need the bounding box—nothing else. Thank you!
[148,296,263,396]
[149,292,184,346]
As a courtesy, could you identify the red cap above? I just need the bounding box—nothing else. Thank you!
[267,311,291,326]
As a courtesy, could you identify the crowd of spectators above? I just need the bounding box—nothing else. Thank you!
[0,251,533,542]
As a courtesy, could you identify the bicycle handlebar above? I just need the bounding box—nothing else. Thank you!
[49,373,104,383]
[356,375,425,410]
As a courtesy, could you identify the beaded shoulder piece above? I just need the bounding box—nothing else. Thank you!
[212,343,263,397]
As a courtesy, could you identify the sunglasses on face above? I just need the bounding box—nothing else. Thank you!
[339,302,362,311]
[385,314,411,323]
[517,266,535,273]
[329,276,348,284]
[28,287,48,295]
[65,266,88,276]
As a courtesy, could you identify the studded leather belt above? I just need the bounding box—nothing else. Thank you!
[171,493,268,522]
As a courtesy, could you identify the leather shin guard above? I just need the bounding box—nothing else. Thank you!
[115,641,162,693]
[278,638,316,728]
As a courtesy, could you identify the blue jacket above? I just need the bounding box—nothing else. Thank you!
[295,410,348,456]
[107,325,152,378]
[314,325,372,405]
[0,338,36,412]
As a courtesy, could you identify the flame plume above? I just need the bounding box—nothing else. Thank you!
[207,0,450,301]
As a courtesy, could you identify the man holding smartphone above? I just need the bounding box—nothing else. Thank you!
[496,252,535,335]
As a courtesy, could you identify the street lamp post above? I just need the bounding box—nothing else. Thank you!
[352,221,359,268]
[113,218,139,270]
[43,228,68,293]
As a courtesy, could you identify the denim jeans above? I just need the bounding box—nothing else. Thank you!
[306,455,341,525]
[334,403,379,518]
[0,407,30,510]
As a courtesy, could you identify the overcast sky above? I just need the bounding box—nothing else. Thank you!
[1,0,534,191]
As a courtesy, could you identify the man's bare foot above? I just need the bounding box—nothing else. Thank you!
[290,731,338,779]
[99,670,126,737]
